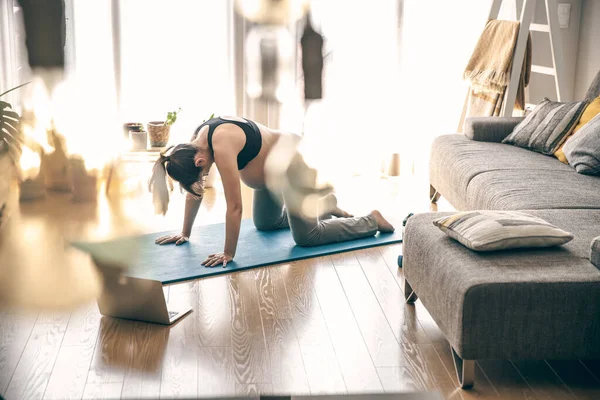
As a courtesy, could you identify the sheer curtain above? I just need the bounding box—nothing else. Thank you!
[64,0,234,159]
[118,0,235,144]
[295,0,402,182]
[396,0,515,177]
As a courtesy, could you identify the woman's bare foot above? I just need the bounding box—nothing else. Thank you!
[370,210,395,233]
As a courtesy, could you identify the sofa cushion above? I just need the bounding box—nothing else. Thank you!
[585,69,600,101]
[403,209,600,360]
[502,98,588,155]
[554,96,600,163]
[430,134,577,210]
[563,113,600,175]
[464,116,524,142]
[433,210,573,251]
[465,168,600,210]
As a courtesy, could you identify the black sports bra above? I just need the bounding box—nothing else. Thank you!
[193,117,262,170]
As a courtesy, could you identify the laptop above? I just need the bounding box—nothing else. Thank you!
[70,239,192,325]
[93,260,192,325]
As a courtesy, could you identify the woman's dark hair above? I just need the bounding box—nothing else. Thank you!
[149,144,204,215]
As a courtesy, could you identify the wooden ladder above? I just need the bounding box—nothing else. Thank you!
[489,0,566,116]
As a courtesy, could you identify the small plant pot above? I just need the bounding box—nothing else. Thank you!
[147,121,171,148]
[123,122,144,140]
[130,130,148,150]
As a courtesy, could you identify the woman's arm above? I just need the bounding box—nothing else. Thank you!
[182,192,202,237]
[216,154,243,257]
[202,128,244,266]
[155,192,202,245]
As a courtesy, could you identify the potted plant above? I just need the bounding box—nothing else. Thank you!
[0,82,29,227]
[147,107,182,148]
[122,122,144,139]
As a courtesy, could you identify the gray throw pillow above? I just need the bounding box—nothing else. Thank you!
[590,236,600,270]
[563,113,600,175]
[502,98,588,154]
[433,211,574,251]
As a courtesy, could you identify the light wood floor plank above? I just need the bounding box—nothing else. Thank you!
[121,322,169,399]
[329,250,360,266]
[356,248,429,344]
[546,360,600,400]
[61,301,101,347]
[159,282,199,399]
[86,317,135,385]
[196,275,232,347]
[376,367,426,393]
[81,383,123,400]
[512,360,575,400]
[312,258,382,393]
[197,347,236,397]
[235,383,273,396]
[4,322,67,400]
[228,271,271,384]
[417,344,464,400]
[284,260,334,347]
[300,345,347,395]
[414,302,499,399]
[42,344,95,400]
[478,360,536,400]
[256,265,310,395]
[35,311,71,326]
[284,260,346,394]
[335,262,406,367]
[262,318,310,395]
[0,312,37,395]
[378,244,404,287]
[255,266,292,320]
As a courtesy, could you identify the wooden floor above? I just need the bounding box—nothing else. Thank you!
[1,171,600,399]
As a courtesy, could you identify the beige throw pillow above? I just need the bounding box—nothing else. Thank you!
[433,211,574,251]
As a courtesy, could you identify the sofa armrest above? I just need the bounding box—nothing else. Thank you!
[590,237,600,270]
[464,117,524,142]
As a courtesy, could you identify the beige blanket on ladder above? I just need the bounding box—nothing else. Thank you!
[459,19,532,131]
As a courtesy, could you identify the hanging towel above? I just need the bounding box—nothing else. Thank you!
[459,20,532,130]
[464,20,521,93]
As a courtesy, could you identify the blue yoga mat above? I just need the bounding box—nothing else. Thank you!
[73,218,402,285]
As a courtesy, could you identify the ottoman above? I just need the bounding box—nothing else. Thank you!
[402,210,600,388]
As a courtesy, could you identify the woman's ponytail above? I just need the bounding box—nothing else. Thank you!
[149,147,174,215]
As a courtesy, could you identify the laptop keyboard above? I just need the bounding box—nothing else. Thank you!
[168,311,179,318]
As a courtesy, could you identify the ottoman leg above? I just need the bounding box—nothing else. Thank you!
[430,184,441,204]
[404,279,418,304]
[451,346,474,389]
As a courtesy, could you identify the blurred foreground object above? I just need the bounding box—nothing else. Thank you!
[264,134,334,219]
[235,0,307,24]
[18,0,66,70]
[245,25,296,102]
[239,0,310,103]
[300,11,323,100]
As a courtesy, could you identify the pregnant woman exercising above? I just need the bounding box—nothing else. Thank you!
[149,115,394,267]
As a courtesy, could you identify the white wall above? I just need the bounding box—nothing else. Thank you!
[527,0,581,103]
[574,0,600,99]
[492,0,582,103]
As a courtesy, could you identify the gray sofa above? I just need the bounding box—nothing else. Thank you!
[402,69,600,389]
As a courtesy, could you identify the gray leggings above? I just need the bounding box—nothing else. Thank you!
[252,188,378,247]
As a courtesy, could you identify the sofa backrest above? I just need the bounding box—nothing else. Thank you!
[585,69,600,101]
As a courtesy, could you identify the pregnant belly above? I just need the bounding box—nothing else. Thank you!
[240,163,267,189]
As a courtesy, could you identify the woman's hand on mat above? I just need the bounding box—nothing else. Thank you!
[202,252,233,268]
[155,233,189,246]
